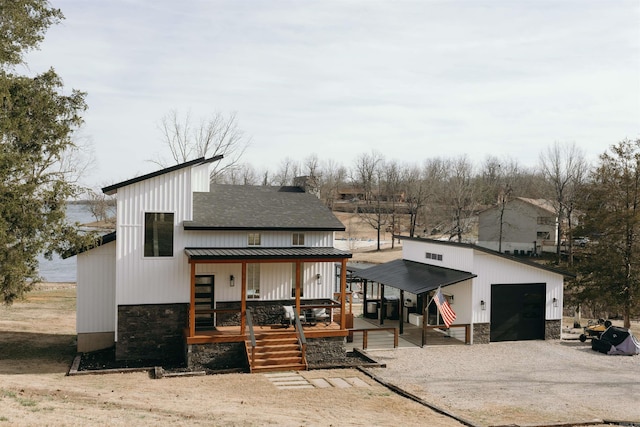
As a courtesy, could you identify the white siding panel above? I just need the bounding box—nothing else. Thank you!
[116,167,194,306]
[194,261,335,302]
[472,252,564,323]
[191,164,210,193]
[184,231,335,248]
[403,240,474,271]
[77,242,116,333]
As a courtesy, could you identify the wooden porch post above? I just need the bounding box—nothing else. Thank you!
[189,261,196,337]
[241,261,247,335]
[340,258,347,329]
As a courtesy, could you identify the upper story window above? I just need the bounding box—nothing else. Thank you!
[248,233,261,246]
[292,232,305,246]
[425,252,443,261]
[537,216,555,226]
[144,212,174,257]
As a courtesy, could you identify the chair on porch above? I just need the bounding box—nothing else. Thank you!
[311,308,330,325]
[282,305,305,327]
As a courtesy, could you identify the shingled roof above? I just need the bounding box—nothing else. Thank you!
[183,184,346,231]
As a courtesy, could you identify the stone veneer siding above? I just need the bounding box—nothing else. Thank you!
[473,323,490,344]
[545,319,561,340]
[305,337,347,368]
[116,303,188,362]
[187,337,347,371]
[187,343,247,372]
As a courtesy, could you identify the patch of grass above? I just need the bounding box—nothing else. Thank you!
[17,398,37,407]
[0,416,9,422]
[1,389,16,398]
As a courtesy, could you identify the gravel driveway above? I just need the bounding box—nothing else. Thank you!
[364,340,640,426]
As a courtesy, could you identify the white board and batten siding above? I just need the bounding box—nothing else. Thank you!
[77,241,116,334]
[195,261,334,302]
[402,239,474,271]
[472,252,563,323]
[114,164,207,306]
[184,230,334,248]
[401,239,564,324]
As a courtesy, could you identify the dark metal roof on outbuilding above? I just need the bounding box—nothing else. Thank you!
[183,184,346,231]
[353,259,476,295]
[185,247,352,260]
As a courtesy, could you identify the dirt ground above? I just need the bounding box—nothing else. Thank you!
[0,284,459,427]
[2,285,639,427]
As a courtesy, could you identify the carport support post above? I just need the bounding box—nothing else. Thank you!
[379,284,385,325]
[399,289,404,335]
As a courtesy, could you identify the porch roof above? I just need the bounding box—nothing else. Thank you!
[353,259,476,295]
[185,247,352,261]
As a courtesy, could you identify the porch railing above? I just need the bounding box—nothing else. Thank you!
[246,308,257,368]
[349,327,399,349]
[293,310,307,368]
[422,324,471,346]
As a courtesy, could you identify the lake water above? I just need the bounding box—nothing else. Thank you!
[37,203,108,282]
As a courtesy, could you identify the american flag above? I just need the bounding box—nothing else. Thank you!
[433,286,456,327]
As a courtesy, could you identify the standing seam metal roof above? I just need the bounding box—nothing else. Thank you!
[185,247,352,260]
[353,259,476,295]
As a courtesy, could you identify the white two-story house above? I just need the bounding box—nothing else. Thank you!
[73,157,352,372]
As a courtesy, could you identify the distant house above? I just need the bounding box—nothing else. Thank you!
[72,157,352,372]
[354,236,572,343]
[477,198,558,255]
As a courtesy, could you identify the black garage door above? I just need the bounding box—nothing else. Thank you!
[490,283,545,342]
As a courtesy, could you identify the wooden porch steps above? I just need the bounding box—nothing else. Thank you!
[246,332,307,373]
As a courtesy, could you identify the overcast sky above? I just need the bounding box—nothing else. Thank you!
[23,0,640,188]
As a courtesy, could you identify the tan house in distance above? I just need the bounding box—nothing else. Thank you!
[477,198,558,255]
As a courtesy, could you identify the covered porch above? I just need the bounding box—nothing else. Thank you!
[184,247,353,345]
[352,259,476,346]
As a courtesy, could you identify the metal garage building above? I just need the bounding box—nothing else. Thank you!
[353,236,574,344]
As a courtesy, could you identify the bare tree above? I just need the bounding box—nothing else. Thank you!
[319,158,347,209]
[353,151,383,204]
[353,152,385,250]
[155,110,250,181]
[539,142,587,264]
[382,160,403,248]
[477,156,522,252]
[440,156,476,242]
[273,157,300,186]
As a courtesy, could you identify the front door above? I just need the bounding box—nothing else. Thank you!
[194,275,215,331]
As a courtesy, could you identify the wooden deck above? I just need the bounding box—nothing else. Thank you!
[187,321,349,344]
[187,316,467,349]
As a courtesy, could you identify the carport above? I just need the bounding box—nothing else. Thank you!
[353,259,476,345]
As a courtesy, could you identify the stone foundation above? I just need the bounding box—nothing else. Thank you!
[545,319,561,340]
[187,342,247,372]
[305,337,347,368]
[116,303,188,362]
[187,336,348,371]
[473,323,490,344]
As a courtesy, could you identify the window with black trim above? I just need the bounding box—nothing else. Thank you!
[292,232,305,246]
[144,212,174,257]
[248,233,261,246]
